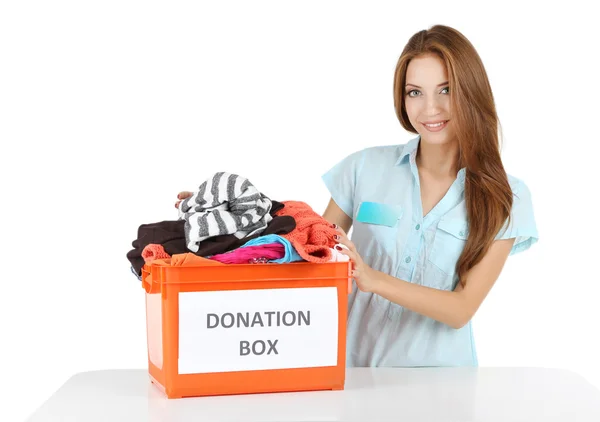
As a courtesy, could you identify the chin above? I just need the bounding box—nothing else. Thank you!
[418,132,453,146]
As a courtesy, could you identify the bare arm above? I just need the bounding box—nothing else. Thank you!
[322,198,353,234]
[335,225,516,329]
[372,237,516,329]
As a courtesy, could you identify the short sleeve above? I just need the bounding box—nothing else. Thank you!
[321,149,365,219]
[495,179,539,256]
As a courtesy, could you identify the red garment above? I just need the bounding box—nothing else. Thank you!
[142,244,171,262]
[274,200,337,263]
[209,243,285,264]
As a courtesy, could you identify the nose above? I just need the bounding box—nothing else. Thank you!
[424,95,443,116]
[421,95,447,118]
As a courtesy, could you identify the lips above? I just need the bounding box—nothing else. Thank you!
[421,120,449,132]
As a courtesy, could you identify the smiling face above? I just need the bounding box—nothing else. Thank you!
[404,53,455,145]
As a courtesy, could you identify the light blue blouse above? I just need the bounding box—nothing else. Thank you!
[321,136,539,367]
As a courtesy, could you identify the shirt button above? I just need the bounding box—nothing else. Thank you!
[459,231,465,236]
[415,224,420,230]
[405,256,411,263]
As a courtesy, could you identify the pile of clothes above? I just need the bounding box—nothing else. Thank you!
[126,172,349,279]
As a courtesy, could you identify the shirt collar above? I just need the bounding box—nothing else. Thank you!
[395,134,466,183]
[395,135,420,166]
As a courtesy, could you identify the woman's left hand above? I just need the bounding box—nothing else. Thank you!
[333,225,380,293]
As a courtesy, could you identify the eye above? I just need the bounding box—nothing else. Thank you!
[407,89,420,97]
[440,87,450,94]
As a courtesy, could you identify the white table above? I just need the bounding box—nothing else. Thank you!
[26,367,600,421]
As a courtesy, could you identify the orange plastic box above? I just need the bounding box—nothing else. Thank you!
[141,259,352,398]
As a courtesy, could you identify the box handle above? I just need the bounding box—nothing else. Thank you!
[141,266,160,294]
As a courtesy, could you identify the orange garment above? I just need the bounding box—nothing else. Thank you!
[170,253,225,266]
[273,200,337,263]
[148,254,225,268]
[142,244,171,262]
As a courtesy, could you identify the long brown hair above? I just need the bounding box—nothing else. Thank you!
[393,25,513,287]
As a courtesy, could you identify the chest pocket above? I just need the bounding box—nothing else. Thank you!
[428,217,469,278]
[354,201,403,255]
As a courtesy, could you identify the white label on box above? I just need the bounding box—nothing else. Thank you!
[178,287,339,374]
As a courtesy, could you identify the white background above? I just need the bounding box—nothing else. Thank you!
[1,1,598,420]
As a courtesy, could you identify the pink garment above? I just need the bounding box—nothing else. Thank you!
[209,243,285,264]
[142,244,171,263]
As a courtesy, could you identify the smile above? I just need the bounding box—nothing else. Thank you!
[421,120,449,132]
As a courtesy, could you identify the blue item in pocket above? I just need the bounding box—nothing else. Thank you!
[356,202,403,227]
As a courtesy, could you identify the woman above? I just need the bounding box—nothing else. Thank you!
[321,24,538,367]
[177,25,539,367]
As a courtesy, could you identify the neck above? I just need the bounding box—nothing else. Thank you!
[416,139,460,178]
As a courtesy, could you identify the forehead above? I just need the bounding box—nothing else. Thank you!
[406,54,448,85]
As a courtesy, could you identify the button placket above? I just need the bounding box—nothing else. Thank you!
[400,218,424,279]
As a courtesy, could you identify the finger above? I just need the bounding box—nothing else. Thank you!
[337,247,357,263]
[338,248,361,270]
[346,240,357,253]
[334,235,350,247]
[333,230,350,244]
[336,235,357,253]
[333,228,356,251]
[334,225,348,236]
[177,191,193,200]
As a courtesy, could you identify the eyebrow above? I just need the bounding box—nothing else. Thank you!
[405,81,449,88]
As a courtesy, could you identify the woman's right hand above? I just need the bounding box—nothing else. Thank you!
[174,191,193,209]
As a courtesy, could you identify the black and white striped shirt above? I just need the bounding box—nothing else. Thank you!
[178,172,273,253]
